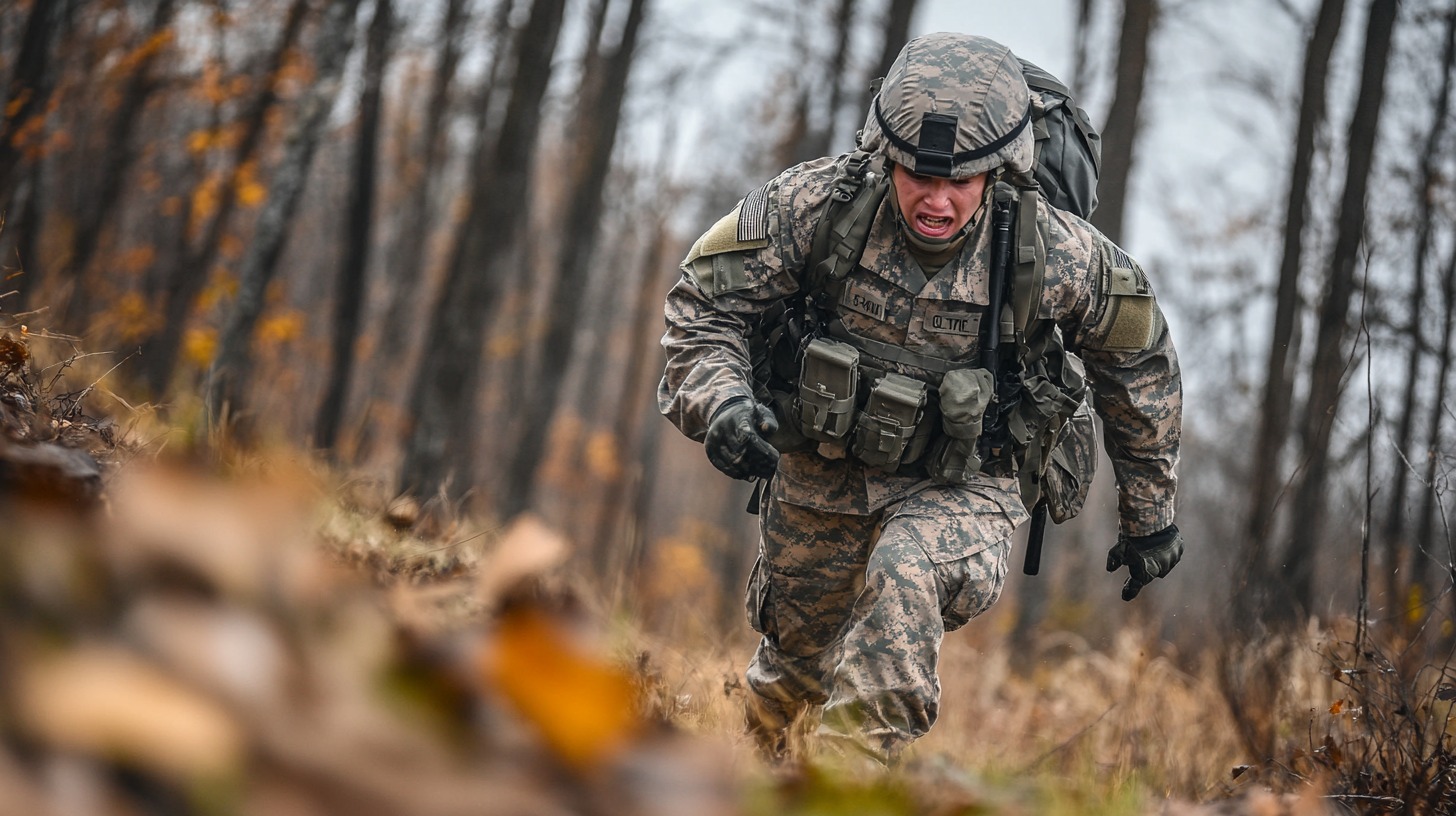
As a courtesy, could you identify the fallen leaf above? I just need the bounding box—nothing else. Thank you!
[481,606,638,770]
[17,646,245,780]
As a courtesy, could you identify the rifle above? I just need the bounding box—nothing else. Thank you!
[982,186,1050,576]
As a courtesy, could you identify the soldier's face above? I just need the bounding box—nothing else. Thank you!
[892,164,987,240]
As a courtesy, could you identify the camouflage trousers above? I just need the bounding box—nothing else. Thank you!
[744,483,1019,760]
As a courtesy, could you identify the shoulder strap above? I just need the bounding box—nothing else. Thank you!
[1011,185,1045,334]
[807,150,889,292]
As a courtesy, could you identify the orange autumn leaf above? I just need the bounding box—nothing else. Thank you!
[183,328,217,368]
[1330,699,1344,715]
[584,430,622,480]
[258,311,304,345]
[482,607,639,770]
[235,161,266,208]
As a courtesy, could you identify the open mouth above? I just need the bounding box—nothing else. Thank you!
[915,214,953,237]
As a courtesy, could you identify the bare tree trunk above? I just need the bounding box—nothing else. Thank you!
[7,170,42,314]
[0,0,63,211]
[1282,0,1401,622]
[140,0,310,396]
[206,0,362,425]
[315,0,393,455]
[0,0,68,312]
[398,0,568,500]
[589,216,673,577]
[1089,0,1158,245]
[1071,0,1096,93]
[1243,0,1347,608]
[859,0,918,116]
[798,0,857,161]
[60,0,178,335]
[497,0,649,518]
[1426,247,1456,617]
[354,0,505,461]
[1383,3,1456,614]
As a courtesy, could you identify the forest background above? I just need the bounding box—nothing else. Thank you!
[1,0,1455,807]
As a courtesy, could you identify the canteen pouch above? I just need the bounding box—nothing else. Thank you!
[930,367,995,485]
[851,373,928,470]
[796,337,860,442]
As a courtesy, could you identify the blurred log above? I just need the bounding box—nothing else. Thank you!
[0,438,102,504]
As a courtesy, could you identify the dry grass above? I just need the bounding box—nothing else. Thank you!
[0,366,1449,816]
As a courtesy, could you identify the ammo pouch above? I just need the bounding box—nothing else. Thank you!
[850,373,930,470]
[796,337,859,442]
[929,367,995,484]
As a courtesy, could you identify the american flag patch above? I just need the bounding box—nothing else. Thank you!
[1110,243,1134,270]
[737,182,770,242]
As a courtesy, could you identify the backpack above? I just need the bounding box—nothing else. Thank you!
[774,57,1103,523]
[1020,58,1102,220]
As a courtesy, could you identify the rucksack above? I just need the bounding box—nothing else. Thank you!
[1020,58,1102,220]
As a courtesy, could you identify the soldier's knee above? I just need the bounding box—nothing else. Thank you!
[938,543,1012,630]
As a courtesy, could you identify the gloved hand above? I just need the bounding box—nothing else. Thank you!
[1106,524,1183,601]
[704,398,780,481]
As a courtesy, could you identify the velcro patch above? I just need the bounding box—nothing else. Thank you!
[1105,297,1156,350]
[924,307,981,336]
[840,284,888,321]
[1087,238,1159,352]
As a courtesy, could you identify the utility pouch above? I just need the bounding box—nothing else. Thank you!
[796,337,859,442]
[929,367,995,484]
[1043,397,1097,523]
[850,373,927,470]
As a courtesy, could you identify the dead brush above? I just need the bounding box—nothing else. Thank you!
[1229,634,1456,814]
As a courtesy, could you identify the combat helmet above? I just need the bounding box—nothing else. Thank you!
[860,32,1034,180]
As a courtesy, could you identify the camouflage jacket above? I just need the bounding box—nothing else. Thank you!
[658,155,1181,536]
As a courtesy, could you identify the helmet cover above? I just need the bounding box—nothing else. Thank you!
[861,33,1034,179]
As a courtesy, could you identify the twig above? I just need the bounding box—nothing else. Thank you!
[409,525,502,557]
[63,350,137,417]
[1020,704,1116,771]
[1358,260,1375,656]
[1324,794,1404,806]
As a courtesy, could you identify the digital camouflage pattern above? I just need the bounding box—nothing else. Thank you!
[859,33,1035,180]
[657,155,1181,534]
[743,487,1018,761]
[657,31,1181,757]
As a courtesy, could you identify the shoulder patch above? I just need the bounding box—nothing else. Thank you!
[1085,237,1160,353]
[738,182,770,242]
[680,196,773,297]
[1108,242,1134,272]
[684,201,771,266]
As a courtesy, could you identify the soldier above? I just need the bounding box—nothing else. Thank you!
[658,32,1183,764]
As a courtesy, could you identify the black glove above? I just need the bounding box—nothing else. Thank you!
[704,398,780,481]
[1106,524,1183,601]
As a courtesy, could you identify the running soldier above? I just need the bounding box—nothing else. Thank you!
[658,32,1184,764]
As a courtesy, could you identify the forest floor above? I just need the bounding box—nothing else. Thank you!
[0,325,1449,815]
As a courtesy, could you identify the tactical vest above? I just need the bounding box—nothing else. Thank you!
[750,153,1089,518]
[748,58,1102,519]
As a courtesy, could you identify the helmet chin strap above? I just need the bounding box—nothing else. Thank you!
[886,170,975,269]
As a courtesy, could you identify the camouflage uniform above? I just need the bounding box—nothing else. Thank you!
[658,33,1181,760]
